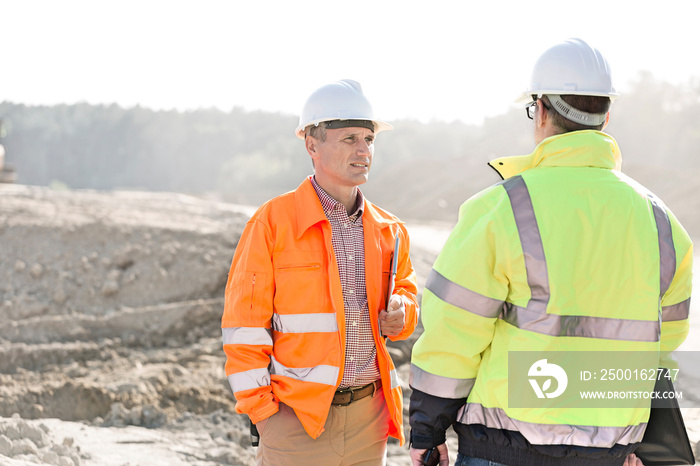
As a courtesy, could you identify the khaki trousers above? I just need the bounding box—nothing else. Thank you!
[256,390,389,466]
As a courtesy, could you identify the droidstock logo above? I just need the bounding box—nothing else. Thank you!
[528,359,568,398]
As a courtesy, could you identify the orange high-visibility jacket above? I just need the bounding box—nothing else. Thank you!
[222,177,419,444]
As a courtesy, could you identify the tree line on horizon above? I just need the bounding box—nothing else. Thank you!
[0,71,698,227]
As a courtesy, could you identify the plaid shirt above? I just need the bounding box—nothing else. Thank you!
[310,176,380,389]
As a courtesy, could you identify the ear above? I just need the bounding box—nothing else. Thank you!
[305,135,318,158]
[602,112,610,130]
[537,100,549,128]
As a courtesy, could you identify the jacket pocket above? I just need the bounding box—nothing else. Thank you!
[227,270,270,326]
[273,250,326,314]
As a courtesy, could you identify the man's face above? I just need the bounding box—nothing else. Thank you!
[309,126,375,189]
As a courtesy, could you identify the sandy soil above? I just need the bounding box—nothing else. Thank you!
[0,184,697,465]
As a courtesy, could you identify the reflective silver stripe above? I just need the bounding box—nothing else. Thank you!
[270,355,339,386]
[409,364,475,399]
[502,304,660,342]
[228,367,270,393]
[504,176,550,313]
[425,269,503,318]
[457,403,646,447]
[499,177,662,342]
[649,194,676,297]
[662,298,691,322]
[272,313,338,333]
[389,368,400,389]
[222,327,272,346]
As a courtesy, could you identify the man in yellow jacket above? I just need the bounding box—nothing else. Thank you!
[409,39,693,466]
[222,79,419,465]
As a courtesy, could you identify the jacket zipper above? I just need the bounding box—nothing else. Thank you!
[276,264,321,272]
[250,274,256,311]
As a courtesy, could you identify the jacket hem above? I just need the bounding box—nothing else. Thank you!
[458,439,628,466]
[455,423,635,466]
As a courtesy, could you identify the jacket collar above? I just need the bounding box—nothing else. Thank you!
[294,176,397,238]
[489,130,622,180]
[294,177,329,238]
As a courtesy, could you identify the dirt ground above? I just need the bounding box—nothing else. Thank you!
[0,184,698,465]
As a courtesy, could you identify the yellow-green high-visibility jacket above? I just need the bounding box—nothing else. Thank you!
[409,131,693,460]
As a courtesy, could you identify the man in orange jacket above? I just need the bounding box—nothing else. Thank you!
[222,79,419,465]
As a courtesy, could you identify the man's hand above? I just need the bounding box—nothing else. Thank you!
[379,295,405,336]
[624,453,644,466]
[409,443,449,466]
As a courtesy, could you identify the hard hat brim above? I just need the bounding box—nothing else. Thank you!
[295,119,394,140]
[515,89,620,105]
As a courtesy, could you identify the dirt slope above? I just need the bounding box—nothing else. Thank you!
[0,184,442,465]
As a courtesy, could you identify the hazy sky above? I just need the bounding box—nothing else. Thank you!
[2,0,699,125]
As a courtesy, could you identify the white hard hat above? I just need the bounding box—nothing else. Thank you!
[515,38,618,104]
[295,79,393,139]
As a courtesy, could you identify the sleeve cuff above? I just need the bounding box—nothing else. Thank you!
[410,430,446,449]
[247,402,279,424]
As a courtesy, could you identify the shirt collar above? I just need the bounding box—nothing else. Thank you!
[310,176,365,221]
